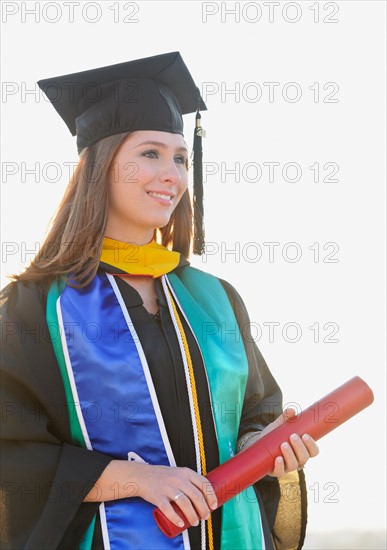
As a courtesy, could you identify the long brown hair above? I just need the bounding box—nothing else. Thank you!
[11,132,193,288]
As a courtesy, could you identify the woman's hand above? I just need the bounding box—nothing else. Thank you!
[84,460,217,529]
[239,408,319,477]
[134,463,217,528]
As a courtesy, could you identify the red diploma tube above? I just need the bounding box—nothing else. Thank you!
[153,376,374,538]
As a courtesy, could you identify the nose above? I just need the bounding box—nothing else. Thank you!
[159,157,182,185]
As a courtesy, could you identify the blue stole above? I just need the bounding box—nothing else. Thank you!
[46,267,264,550]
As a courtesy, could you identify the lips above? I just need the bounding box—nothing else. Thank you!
[147,191,174,202]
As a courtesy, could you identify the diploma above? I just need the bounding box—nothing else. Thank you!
[153,376,374,538]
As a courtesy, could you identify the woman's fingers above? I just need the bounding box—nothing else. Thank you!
[189,470,218,512]
[282,407,297,421]
[280,441,300,472]
[260,408,321,477]
[134,464,217,528]
[301,434,320,458]
[171,491,202,526]
[269,434,320,477]
[160,479,215,528]
[288,434,311,466]
[172,485,209,525]
[157,496,187,528]
[271,456,286,477]
[175,471,217,525]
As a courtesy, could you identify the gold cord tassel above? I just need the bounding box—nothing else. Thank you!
[165,284,214,550]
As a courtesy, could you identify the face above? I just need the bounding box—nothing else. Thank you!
[105,130,189,244]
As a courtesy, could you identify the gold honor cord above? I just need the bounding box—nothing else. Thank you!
[164,284,214,550]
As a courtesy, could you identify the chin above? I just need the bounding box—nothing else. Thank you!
[151,214,173,229]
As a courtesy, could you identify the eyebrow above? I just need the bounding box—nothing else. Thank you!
[134,140,188,153]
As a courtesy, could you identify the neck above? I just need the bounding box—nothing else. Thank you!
[104,227,156,246]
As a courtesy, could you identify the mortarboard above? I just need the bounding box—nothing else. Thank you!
[37,51,206,254]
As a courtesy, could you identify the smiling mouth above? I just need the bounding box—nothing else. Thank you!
[147,191,174,201]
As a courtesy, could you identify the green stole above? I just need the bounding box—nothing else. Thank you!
[167,267,263,549]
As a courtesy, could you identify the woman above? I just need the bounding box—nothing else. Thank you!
[1,52,319,550]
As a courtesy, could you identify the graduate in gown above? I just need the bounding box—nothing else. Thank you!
[0,52,319,550]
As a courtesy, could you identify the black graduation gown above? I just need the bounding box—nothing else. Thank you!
[1,262,285,550]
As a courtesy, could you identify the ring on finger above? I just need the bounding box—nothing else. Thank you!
[174,491,185,501]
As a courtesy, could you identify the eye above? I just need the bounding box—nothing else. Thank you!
[141,150,187,165]
[142,149,159,159]
[174,155,187,165]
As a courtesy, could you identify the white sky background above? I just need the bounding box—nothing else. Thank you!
[1,0,386,542]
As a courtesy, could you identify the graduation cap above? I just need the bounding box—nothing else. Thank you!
[37,51,206,254]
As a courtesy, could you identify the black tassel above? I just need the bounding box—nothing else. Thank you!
[192,109,205,255]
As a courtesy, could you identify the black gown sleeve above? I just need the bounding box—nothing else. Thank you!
[0,281,113,550]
